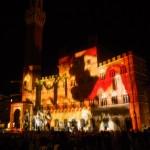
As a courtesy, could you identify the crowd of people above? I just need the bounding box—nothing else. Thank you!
[3,108,149,149]
[21,107,132,133]
[0,129,150,150]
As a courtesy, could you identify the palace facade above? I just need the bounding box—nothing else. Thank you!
[9,0,150,131]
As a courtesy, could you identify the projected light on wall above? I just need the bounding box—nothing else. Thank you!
[88,64,130,106]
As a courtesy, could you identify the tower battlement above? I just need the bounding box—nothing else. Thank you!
[99,51,133,66]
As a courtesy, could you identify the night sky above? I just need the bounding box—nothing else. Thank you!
[0,0,149,95]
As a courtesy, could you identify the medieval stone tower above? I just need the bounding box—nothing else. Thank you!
[9,0,46,129]
[22,0,46,109]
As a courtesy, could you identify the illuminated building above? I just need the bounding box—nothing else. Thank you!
[9,0,150,131]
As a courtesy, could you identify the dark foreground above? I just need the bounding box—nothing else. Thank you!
[0,130,150,150]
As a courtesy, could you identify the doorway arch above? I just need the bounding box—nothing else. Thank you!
[14,109,20,128]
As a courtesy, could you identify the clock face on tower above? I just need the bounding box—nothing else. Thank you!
[23,73,32,92]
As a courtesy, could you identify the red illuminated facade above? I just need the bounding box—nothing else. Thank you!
[15,47,149,131]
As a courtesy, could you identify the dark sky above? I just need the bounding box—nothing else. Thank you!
[0,0,149,95]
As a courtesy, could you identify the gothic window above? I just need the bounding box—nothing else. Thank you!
[112,78,117,90]
[110,69,115,78]
[100,73,105,80]
[120,65,127,74]
[123,94,129,103]
[112,96,118,104]
[101,97,107,106]
[99,67,106,79]
[101,92,107,106]
[111,91,118,104]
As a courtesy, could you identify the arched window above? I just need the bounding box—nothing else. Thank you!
[111,90,118,104]
[101,92,107,106]
[123,94,129,103]
[122,90,129,103]
[120,65,127,74]
[99,67,106,79]
[100,73,105,80]
[109,69,115,77]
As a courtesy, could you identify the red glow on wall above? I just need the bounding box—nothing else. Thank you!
[88,64,130,100]
[83,47,97,56]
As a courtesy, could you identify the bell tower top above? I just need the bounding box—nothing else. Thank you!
[24,0,46,66]
[25,0,46,27]
[22,0,46,107]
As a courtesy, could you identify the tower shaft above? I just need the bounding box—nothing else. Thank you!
[25,0,46,66]
[22,0,46,109]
